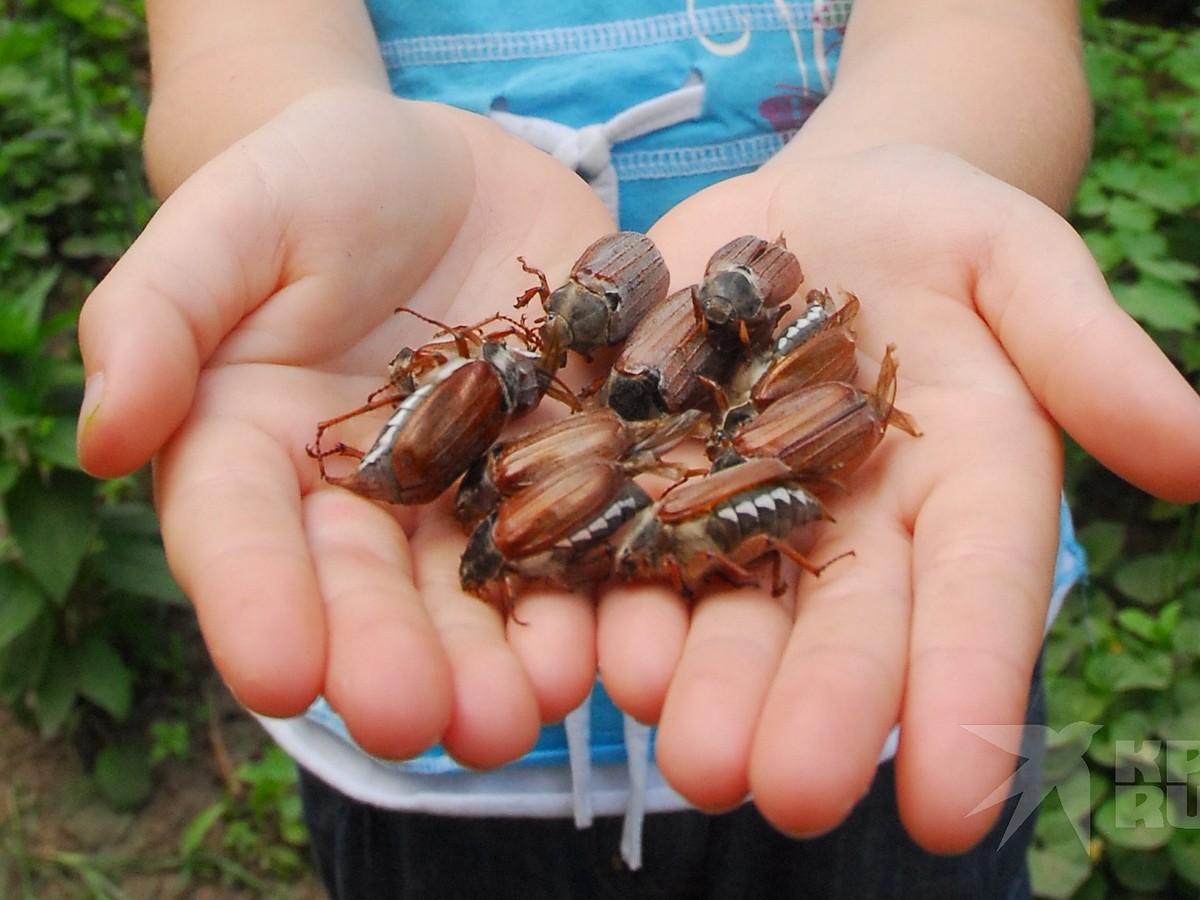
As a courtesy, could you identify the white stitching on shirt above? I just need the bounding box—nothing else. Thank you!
[613,130,793,180]
[378,3,846,68]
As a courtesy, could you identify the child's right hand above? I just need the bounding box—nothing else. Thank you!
[77,87,621,767]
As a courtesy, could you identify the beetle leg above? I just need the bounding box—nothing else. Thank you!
[773,540,855,577]
[310,391,406,471]
[543,376,584,412]
[689,287,710,334]
[306,440,367,483]
[515,256,552,310]
[690,549,760,593]
[666,556,694,601]
[768,549,786,597]
[696,374,731,416]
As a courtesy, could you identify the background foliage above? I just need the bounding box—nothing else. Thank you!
[0,1,309,894]
[0,0,1197,896]
[1031,2,1200,898]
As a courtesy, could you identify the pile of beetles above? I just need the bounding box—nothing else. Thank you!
[309,232,920,617]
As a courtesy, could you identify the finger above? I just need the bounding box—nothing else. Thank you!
[504,586,598,726]
[653,586,792,812]
[409,511,542,770]
[303,489,454,760]
[895,431,1060,853]
[77,98,475,478]
[77,154,291,477]
[155,414,326,718]
[747,488,912,837]
[978,195,1200,502]
[595,582,690,725]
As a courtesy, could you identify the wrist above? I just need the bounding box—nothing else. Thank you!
[143,71,393,198]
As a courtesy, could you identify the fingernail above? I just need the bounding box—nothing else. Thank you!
[77,371,104,440]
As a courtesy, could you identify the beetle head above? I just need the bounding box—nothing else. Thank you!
[545,283,612,355]
[454,451,501,529]
[612,507,665,580]
[602,371,666,422]
[698,269,761,326]
[484,343,549,416]
[459,513,506,592]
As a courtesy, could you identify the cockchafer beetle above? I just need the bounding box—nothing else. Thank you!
[711,344,921,483]
[600,285,745,422]
[711,288,860,439]
[516,231,670,371]
[372,309,532,401]
[612,456,840,599]
[309,319,577,505]
[454,406,707,529]
[695,234,803,343]
[459,460,652,617]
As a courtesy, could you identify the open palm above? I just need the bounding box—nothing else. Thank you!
[78,88,622,768]
[595,144,1200,851]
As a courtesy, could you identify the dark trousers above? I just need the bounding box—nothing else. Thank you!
[300,663,1044,899]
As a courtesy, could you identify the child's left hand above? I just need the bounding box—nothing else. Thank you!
[586,142,1200,852]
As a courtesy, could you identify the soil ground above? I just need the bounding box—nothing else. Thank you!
[0,668,326,899]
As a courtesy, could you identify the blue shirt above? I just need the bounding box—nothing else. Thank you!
[364,2,852,231]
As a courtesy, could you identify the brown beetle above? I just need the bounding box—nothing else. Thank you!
[713,345,921,482]
[710,288,860,441]
[460,460,652,616]
[696,234,803,342]
[454,406,705,528]
[613,456,837,598]
[517,231,670,369]
[310,338,565,505]
[372,309,531,401]
[601,285,743,421]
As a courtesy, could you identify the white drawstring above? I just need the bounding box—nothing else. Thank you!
[489,70,706,222]
[562,686,655,870]
[564,695,594,828]
[491,72,707,872]
[620,714,652,870]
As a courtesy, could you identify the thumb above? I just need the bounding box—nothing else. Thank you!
[978,194,1200,503]
[76,148,288,477]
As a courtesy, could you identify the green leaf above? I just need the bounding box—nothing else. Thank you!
[1168,827,1200,888]
[0,265,60,353]
[1112,278,1200,334]
[1084,649,1172,693]
[4,468,98,603]
[1115,606,1167,645]
[1095,789,1172,850]
[1171,619,1200,658]
[1046,674,1110,725]
[1077,521,1125,576]
[1107,844,1172,892]
[1114,553,1193,606]
[34,646,77,738]
[0,563,47,650]
[1030,839,1093,900]
[93,743,151,810]
[1133,255,1200,285]
[1111,610,1155,644]
[75,634,133,720]
[92,505,186,606]
[30,415,83,471]
[180,800,226,857]
[1105,194,1157,232]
